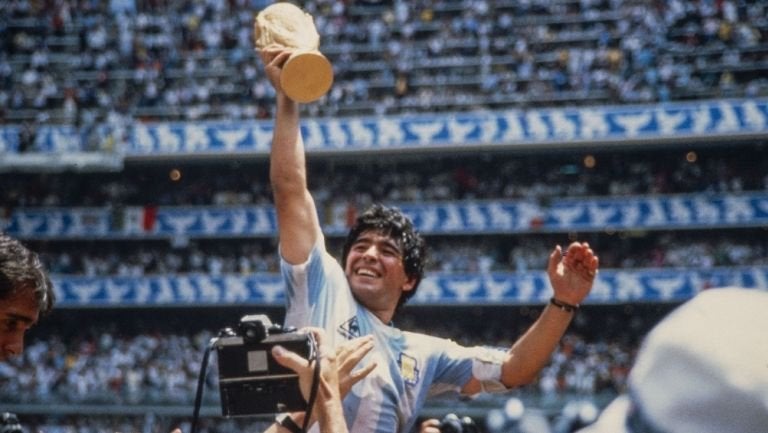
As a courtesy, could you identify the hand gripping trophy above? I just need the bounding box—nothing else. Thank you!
[253,2,333,103]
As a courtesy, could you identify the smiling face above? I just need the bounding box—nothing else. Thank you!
[344,230,416,322]
[0,289,40,361]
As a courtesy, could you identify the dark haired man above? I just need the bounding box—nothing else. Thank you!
[0,233,55,361]
[260,48,599,433]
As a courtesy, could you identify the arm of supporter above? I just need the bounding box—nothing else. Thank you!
[271,329,376,433]
[260,46,322,265]
[462,241,599,392]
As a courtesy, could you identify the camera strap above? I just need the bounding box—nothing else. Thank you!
[301,332,321,433]
[190,337,217,433]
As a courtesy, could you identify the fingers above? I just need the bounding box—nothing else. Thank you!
[298,326,330,358]
[337,335,374,370]
[258,48,293,94]
[547,244,562,276]
[564,242,599,279]
[258,44,289,64]
[420,418,441,433]
[336,335,376,398]
[269,50,292,69]
[272,344,310,373]
[346,357,377,388]
[590,256,600,277]
[260,48,291,68]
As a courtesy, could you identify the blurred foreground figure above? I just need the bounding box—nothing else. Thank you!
[0,233,55,361]
[579,287,768,433]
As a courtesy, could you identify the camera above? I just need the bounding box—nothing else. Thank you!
[439,413,478,433]
[214,314,313,416]
[0,413,22,433]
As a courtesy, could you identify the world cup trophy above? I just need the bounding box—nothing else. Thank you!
[253,2,333,103]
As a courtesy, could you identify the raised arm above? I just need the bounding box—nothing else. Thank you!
[463,241,599,393]
[260,47,322,264]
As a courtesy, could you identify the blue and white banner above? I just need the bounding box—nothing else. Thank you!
[388,192,768,234]
[5,207,112,238]
[126,98,768,155]
[54,273,286,306]
[33,125,83,152]
[1,99,766,155]
[51,267,768,306]
[6,193,768,238]
[0,125,19,153]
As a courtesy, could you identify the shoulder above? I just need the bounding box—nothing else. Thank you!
[401,330,464,352]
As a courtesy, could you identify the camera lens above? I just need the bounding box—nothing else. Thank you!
[439,413,463,433]
[439,413,477,433]
[0,413,23,433]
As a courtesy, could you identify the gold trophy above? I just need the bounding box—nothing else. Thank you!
[253,2,333,103]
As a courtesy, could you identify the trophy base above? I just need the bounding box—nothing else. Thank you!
[280,51,333,103]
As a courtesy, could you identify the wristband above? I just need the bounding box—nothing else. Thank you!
[276,414,303,433]
[550,297,579,313]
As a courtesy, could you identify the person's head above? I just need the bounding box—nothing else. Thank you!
[0,233,55,361]
[578,287,768,433]
[341,204,426,316]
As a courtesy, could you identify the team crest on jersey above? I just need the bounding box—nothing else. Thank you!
[399,353,419,385]
[337,316,361,339]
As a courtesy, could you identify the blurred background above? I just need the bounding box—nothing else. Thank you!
[1,0,767,432]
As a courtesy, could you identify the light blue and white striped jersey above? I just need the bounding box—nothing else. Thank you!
[281,238,505,433]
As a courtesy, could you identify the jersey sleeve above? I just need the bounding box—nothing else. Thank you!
[280,235,355,332]
[428,336,508,396]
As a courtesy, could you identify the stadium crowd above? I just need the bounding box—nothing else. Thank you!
[3,140,765,277]
[31,229,768,277]
[2,142,766,208]
[2,1,767,432]
[0,306,647,407]
[1,0,767,133]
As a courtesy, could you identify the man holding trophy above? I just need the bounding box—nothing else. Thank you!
[256,2,599,433]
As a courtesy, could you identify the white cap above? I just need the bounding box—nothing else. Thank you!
[579,287,768,433]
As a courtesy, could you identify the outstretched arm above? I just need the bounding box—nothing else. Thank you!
[463,241,599,392]
[260,47,322,265]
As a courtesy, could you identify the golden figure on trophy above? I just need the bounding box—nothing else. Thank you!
[253,2,333,103]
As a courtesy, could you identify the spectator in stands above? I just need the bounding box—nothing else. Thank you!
[577,287,768,433]
[0,232,55,361]
[261,46,599,433]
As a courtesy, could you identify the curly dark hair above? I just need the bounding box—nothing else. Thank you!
[0,233,55,316]
[341,204,427,310]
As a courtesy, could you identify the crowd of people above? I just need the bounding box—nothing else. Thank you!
[0,306,647,408]
[3,140,765,278]
[31,229,768,278]
[1,0,767,134]
[2,139,765,286]
[2,142,766,209]
[2,1,767,432]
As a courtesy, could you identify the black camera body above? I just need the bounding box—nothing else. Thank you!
[215,314,312,416]
[439,413,478,433]
[0,413,22,433]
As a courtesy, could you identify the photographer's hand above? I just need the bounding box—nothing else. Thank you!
[419,418,441,433]
[272,328,374,433]
[335,335,376,398]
